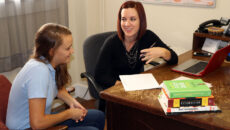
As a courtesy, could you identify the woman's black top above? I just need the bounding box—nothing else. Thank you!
[95,30,178,89]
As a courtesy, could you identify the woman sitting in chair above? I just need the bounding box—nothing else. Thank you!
[6,23,104,130]
[95,1,178,89]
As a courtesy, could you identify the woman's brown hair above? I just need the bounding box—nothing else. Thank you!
[31,23,72,89]
[117,1,147,41]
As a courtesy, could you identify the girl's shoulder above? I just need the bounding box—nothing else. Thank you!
[27,59,47,68]
[23,59,50,73]
[15,59,50,82]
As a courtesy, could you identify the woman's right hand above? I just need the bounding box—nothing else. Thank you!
[140,47,171,64]
[68,104,85,123]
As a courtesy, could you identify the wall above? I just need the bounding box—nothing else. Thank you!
[68,0,230,89]
[68,0,103,88]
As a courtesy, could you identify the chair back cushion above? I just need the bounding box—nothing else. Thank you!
[83,31,116,98]
[0,75,11,129]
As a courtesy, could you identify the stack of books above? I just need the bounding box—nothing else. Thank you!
[158,79,221,115]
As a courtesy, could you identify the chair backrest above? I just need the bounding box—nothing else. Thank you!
[0,75,11,129]
[83,31,116,98]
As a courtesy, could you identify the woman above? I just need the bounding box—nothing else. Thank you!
[6,23,104,130]
[95,1,178,90]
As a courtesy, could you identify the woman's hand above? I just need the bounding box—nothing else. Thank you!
[140,47,171,64]
[115,81,121,86]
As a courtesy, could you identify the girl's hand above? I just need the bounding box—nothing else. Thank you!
[69,104,85,122]
[71,101,88,118]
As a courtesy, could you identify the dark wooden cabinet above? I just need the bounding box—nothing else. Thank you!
[192,32,230,50]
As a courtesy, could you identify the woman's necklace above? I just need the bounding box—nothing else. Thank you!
[123,41,139,69]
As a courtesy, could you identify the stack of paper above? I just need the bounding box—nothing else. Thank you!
[119,73,160,91]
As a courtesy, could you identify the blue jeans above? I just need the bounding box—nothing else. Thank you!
[58,109,105,130]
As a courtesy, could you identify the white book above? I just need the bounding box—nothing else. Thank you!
[158,91,221,115]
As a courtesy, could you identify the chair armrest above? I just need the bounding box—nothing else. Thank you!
[80,72,103,94]
[0,122,8,129]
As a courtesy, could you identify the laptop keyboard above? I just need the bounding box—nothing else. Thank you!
[184,61,208,74]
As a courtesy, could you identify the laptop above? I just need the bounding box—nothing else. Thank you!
[172,45,230,76]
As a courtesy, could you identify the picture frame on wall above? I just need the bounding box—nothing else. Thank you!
[130,0,216,8]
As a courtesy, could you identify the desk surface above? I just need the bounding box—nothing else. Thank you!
[100,50,230,129]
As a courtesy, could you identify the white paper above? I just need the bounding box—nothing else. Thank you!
[159,76,212,88]
[119,73,160,91]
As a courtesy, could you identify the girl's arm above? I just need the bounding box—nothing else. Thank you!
[29,98,83,129]
[57,88,87,116]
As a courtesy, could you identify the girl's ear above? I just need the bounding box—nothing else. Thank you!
[49,48,54,57]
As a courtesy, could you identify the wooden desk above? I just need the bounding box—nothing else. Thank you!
[100,51,230,130]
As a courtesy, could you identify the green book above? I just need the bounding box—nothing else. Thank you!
[163,79,211,98]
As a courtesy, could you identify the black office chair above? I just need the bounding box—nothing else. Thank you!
[81,31,116,110]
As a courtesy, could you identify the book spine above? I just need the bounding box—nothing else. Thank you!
[166,105,220,113]
[162,89,215,107]
[169,97,215,107]
[169,91,211,98]
[158,91,221,115]
[162,84,171,98]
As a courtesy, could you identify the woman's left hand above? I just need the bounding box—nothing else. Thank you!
[140,47,171,64]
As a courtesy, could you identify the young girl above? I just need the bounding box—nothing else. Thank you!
[6,23,104,130]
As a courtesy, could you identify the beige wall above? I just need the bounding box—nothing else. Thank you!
[68,0,230,86]
[68,0,103,86]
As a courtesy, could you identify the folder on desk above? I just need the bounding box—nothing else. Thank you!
[172,45,230,76]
